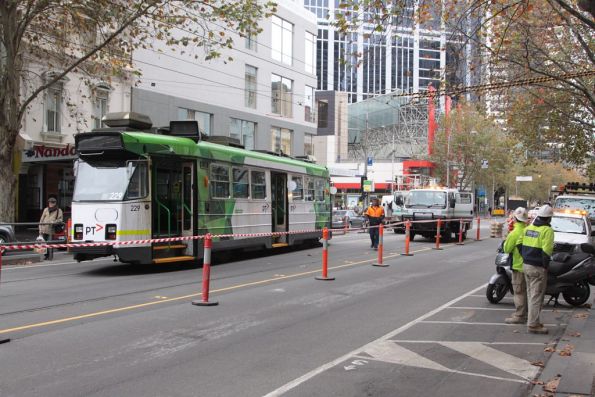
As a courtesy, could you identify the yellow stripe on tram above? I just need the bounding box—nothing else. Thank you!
[116,230,151,236]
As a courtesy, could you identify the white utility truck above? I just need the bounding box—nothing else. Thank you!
[400,187,474,242]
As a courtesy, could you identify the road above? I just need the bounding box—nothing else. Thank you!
[0,226,582,397]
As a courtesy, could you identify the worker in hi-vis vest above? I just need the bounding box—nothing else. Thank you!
[365,197,385,250]
[520,205,554,334]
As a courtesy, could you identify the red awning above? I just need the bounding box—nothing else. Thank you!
[333,183,390,190]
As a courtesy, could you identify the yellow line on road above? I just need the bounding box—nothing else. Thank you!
[0,245,452,335]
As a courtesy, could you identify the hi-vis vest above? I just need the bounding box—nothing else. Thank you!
[365,206,384,225]
[520,224,554,267]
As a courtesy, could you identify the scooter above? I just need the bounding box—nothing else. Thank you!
[486,243,595,306]
[546,243,595,306]
[486,243,513,303]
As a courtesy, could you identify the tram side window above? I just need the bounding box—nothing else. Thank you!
[210,164,230,198]
[251,170,266,199]
[233,167,249,198]
[315,179,325,202]
[291,175,303,201]
[305,178,315,201]
[125,162,148,200]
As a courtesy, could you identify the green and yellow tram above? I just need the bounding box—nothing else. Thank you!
[71,113,331,264]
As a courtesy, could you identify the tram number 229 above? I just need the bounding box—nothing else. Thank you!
[130,205,140,212]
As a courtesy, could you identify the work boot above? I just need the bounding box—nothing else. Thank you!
[505,317,526,324]
[528,325,549,334]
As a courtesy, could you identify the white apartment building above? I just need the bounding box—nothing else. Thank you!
[132,0,319,158]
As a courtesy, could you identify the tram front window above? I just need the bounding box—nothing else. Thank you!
[73,160,148,201]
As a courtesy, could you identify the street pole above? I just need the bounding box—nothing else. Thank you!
[391,127,395,194]
[446,132,451,188]
[363,112,369,208]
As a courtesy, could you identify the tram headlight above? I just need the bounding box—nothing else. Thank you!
[106,224,117,240]
[74,224,83,240]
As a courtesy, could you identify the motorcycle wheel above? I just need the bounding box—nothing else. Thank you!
[562,281,590,307]
[486,278,509,304]
[588,275,595,287]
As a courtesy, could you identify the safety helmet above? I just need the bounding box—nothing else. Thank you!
[537,205,554,218]
[513,207,529,222]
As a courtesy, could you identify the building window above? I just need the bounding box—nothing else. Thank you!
[271,74,293,117]
[305,31,316,74]
[93,85,110,129]
[230,118,256,150]
[304,86,316,123]
[245,34,257,51]
[178,108,212,135]
[271,15,293,65]
[271,127,292,155]
[245,65,257,109]
[251,170,266,199]
[304,134,314,156]
[317,100,328,128]
[45,85,62,132]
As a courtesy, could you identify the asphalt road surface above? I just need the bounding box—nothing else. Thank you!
[0,226,581,397]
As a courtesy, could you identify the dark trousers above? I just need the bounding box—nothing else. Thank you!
[369,226,379,248]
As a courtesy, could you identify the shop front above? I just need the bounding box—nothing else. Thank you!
[18,143,76,222]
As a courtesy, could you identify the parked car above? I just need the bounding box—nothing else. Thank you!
[0,224,16,244]
[551,209,594,253]
[332,210,366,229]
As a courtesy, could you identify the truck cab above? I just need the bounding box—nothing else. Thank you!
[401,187,474,241]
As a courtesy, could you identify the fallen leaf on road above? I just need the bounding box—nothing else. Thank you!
[567,331,581,337]
[531,360,545,367]
[531,379,545,385]
[581,303,592,308]
[544,346,556,353]
[559,344,574,356]
[543,375,561,393]
[574,312,589,319]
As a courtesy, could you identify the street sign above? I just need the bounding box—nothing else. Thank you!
[481,159,488,169]
[363,180,375,192]
[516,176,533,182]
[367,157,373,166]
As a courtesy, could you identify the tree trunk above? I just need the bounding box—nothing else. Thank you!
[0,149,17,222]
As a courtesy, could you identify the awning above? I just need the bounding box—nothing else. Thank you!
[333,182,391,190]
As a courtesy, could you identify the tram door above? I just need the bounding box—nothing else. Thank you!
[153,161,183,237]
[181,162,195,256]
[271,172,288,244]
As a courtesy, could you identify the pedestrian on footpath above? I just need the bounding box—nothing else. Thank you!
[39,196,63,260]
[504,207,529,324]
[365,197,385,250]
[520,205,554,334]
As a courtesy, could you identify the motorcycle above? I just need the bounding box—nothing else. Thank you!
[486,242,595,306]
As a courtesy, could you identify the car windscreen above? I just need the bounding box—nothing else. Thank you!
[551,216,586,235]
[405,191,446,208]
[555,197,595,219]
[73,160,148,201]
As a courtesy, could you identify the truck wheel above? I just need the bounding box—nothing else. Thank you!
[409,232,415,241]
[442,226,452,243]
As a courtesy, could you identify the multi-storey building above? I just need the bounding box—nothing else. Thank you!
[132,0,319,158]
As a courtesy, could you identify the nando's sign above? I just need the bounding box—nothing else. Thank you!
[23,144,77,162]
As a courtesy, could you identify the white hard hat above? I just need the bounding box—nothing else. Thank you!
[513,207,529,222]
[537,205,554,217]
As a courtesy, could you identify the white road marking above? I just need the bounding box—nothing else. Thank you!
[362,340,450,371]
[420,320,565,326]
[439,341,540,380]
[447,306,573,313]
[262,283,487,397]
[392,340,547,345]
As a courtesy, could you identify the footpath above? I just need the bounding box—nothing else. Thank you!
[530,295,595,397]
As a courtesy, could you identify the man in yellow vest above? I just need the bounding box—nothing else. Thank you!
[365,197,385,250]
[520,205,554,334]
[504,207,529,324]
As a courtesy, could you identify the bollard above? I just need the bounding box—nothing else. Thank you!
[456,219,465,245]
[192,234,219,306]
[0,248,8,344]
[373,224,389,267]
[316,227,335,280]
[476,217,481,241]
[433,218,443,250]
[401,221,413,256]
